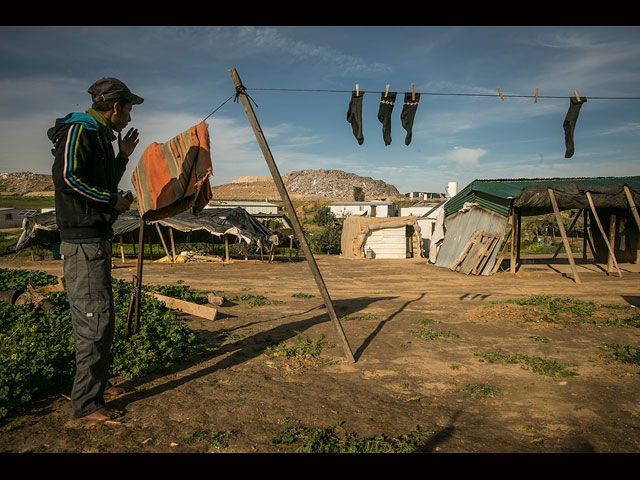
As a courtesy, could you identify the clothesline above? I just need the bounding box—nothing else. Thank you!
[242,87,640,101]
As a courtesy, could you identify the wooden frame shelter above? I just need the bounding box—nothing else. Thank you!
[441,177,640,283]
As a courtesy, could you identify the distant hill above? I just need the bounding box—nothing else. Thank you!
[0,172,54,197]
[0,169,403,203]
[211,169,402,201]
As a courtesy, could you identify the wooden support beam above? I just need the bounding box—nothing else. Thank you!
[229,67,355,363]
[582,209,588,260]
[491,227,512,274]
[607,213,617,274]
[224,234,229,263]
[585,191,621,277]
[553,209,582,259]
[168,227,176,263]
[510,208,517,273]
[155,223,171,261]
[119,235,126,263]
[548,188,581,284]
[623,185,640,263]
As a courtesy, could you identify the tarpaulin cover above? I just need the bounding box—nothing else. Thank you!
[513,183,640,216]
[5,207,277,254]
[6,211,59,253]
[131,121,213,221]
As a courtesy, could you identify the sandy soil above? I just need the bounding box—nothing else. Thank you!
[0,253,639,453]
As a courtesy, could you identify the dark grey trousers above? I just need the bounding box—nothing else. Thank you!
[60,240,115,419]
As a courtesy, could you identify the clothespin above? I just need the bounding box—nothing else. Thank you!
[356,83,359,96]
[411,83,415,101]
[385,84,390,98]
[573,89,581,102]
[534,87,539,104]
[497,86,504,102]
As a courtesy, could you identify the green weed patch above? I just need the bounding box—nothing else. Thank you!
[270,422,431,453]
[475,350,579,378]
[599,343,640,367]
[410,327,459,341]
[492,295,640,327]
[456,382,504,399]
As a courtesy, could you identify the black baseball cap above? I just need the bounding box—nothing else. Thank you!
[88,77,144,105]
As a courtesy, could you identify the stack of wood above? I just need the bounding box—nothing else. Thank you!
[450,230,501,275]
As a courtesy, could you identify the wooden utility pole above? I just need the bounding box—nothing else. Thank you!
[229,68,355,362]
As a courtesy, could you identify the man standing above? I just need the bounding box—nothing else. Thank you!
[48,77,143,421]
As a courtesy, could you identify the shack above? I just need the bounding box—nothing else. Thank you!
[434,176,640,281]
[341,216,422,259]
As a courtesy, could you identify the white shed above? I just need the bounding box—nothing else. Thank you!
[328,201,397,218]
[0,208,37,229]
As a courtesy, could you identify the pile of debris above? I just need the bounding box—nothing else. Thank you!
[283,169,401,199]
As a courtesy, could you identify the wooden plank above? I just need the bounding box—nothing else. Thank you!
[460,232,492,275]
[548,188,581,284]
[510,209,517,273]
[474,233,500,275]
[147,292,217,321]
[449,230,482,271]
[229,67,355,363]
[586,191,622,277]
[490,227,512,274]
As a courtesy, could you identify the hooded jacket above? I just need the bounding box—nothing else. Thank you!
[48,109,128,241]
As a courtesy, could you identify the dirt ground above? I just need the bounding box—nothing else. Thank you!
[0,253,639,453]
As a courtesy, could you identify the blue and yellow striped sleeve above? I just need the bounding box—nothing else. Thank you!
[62,124,116,206]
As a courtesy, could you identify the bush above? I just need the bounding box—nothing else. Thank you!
[312,206,336,227]
[308,223,343,255]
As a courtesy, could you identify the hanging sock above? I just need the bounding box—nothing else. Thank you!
[400,92,420,146]
[377,91,397,146]
[346,90,365,145]
[563,96,587,158]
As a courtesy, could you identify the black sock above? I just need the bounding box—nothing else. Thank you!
[377,91,397,146]
[400,92,420,146]
[563,96,587,158]
[346,91,365,145]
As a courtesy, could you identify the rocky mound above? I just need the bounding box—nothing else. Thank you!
[282,169,401,199]
[0,172,53,196]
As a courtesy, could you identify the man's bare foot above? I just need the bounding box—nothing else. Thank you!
[80,407,124,422]
[104,385,126,396]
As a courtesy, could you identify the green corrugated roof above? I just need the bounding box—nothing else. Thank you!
[444,176,640,217]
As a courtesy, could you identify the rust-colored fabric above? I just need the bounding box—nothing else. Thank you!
[132,121,212,221]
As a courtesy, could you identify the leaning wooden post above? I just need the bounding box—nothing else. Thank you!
[582,209,588,260]
[623,185,640,263]
[553,209,582,260]
[607,214,616,274]
[548,188,581,284]
[168,226,176,263]
[229,67,355,363]
[510,208,517,273]
[119,234,126,263]
[155,223,171,261]
[585,191,622,277]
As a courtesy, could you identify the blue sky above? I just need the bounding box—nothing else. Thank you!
[1,25,639,195]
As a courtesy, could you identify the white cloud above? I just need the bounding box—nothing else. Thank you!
[428,146,487,167]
